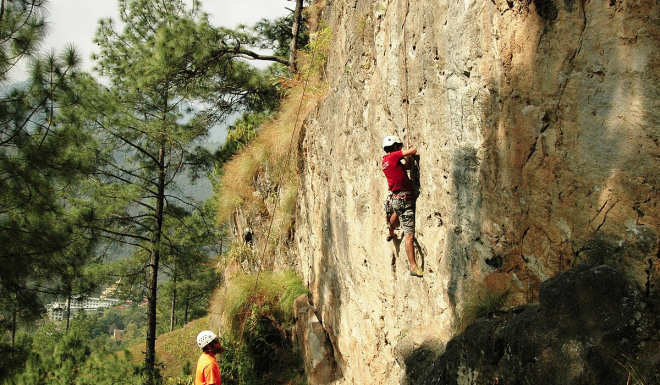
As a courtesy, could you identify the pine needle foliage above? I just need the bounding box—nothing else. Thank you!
[615,352,660,385]
[0,0,48,82]
[0,0,103,345]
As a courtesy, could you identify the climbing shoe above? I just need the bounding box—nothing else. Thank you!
[387,230,399,242]
[387,229,404,242]
[410,268,424,277]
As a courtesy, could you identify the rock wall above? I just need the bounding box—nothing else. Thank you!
[294,0,660,383]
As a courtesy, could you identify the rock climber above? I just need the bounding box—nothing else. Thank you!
[195,330,225,385]
[381,135,423,277]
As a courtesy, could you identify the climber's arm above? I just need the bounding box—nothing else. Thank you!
[401,147,417,157]
[400,147,417,169]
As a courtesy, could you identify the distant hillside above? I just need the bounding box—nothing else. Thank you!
[173,141,223,205]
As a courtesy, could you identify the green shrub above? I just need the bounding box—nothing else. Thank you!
[222,270,309,332]
[218,335,257,385]
[301,24,332,79]
[219,270,309,384]
[222,241,257,269]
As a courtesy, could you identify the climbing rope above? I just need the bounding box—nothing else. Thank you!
[227,53,316,380]
[402,0,411,147]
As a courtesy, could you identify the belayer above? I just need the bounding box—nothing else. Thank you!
[195,330,225,385]
[381,135,422,277]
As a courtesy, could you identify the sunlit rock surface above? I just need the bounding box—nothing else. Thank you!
[291,0,660,383]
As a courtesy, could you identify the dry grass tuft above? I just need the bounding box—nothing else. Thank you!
[215,75,324,224]
[215,48,329,272]
[218,270,309,335]
[456,281,510,334]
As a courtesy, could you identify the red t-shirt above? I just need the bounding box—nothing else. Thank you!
[382,151,413,192]
[195,352,221,385]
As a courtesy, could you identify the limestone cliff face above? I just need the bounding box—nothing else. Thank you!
[294,0,660,383]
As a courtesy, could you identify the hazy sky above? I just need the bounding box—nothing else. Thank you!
[43,0,295,73]
[38,0,295,143]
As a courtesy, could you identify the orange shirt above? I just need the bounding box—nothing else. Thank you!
[195,352,221,385]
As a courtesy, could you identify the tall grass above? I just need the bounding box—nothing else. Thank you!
[217,270,310,384]
[214,73,326,227]
[214,25,330,271]
[457,282,510,333]
[220,270,310,333]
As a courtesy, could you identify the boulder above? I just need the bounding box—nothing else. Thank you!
[293,294,340,384]
[426,264,660,385]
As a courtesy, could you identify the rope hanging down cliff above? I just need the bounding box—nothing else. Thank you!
[402,0,411,147]
[385,0,426,276]
[228,50,317,378]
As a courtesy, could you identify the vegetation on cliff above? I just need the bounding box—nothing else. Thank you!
[0,0,314,383]
[213,17,330,268]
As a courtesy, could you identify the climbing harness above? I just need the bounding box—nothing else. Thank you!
[392,190,415,199]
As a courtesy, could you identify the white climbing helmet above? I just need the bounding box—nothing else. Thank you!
[197,330,217,349]
[382,135,402,150]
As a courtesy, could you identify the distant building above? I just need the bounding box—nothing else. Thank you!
[113,329,125,340]
[100,279,123,300]
[48,303,66,322]
[46,296,121,321]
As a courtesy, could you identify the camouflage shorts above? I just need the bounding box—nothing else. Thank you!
[391,196,416,235]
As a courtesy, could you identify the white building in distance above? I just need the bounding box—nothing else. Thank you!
[47,296,121,321]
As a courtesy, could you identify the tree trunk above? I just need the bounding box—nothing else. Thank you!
[289,0,304,71]
[184,292,190,324]
[169,267,177,332]
[145,144,167,384]
[65,293,72,333]
[11,307,16,348]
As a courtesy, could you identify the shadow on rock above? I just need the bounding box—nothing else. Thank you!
[401,263,660,385]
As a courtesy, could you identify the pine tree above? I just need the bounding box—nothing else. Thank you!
[159,204,220,333]
[0,0,100,352]
[83,0,279,381]
[11,315,143,385]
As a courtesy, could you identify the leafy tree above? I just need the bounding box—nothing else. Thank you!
[90,305,147,348]
[78,0,280,380]
[9,315,143,385]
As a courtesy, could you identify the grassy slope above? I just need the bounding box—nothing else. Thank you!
[127,317,212,379]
